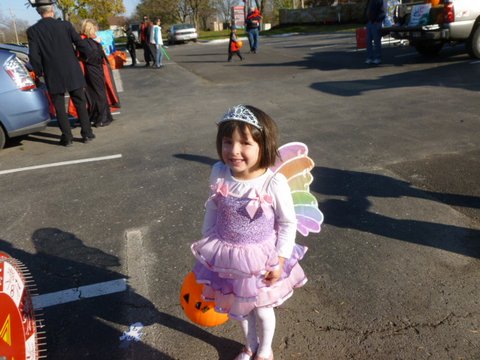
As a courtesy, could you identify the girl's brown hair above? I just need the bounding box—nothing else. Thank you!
[216,105,279,168]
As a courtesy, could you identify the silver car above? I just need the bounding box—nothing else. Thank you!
[0,47,50,149]
[167,24,198,44]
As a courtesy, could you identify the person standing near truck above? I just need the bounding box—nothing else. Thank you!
[365,0,385,65]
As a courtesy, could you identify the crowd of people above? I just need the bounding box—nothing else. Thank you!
[25,0,266,147]
[129,9,264,66]
[27,0,119,147]
[134,15,165,68]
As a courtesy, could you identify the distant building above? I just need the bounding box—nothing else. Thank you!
[108,16,127,38]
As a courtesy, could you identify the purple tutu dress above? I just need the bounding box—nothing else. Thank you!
[191,163,308,320]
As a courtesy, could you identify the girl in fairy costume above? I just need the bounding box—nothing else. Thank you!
[191,105,308,360]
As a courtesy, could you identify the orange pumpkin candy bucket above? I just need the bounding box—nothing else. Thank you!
[179,272,229,327]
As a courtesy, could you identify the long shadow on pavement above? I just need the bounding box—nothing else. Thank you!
[313,167,480,258]
[172,154,480,258]
[0,228,240,359]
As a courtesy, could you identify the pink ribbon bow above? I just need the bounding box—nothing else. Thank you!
[245,188,273,219]
[212,179,229,197]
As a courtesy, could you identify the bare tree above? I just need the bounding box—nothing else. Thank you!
[212,0,238,22]
[176,0,192,23]
[199,5,217,29]
[0,10,29,43]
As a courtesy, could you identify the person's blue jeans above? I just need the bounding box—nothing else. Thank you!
[155,44,164,67]
[366,21,382,61]
[247,28,259,52]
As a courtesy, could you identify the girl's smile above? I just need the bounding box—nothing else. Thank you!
[222,128,265,180]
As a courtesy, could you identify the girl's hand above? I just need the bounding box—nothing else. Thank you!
[263,257,286,286]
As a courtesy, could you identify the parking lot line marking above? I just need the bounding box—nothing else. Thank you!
[0,154,122,175]
[113,69,124,92]
[471,60,480,64]
[125,229,150,298]
[31,278,127,309]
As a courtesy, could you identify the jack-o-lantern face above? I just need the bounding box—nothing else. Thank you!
[180,272,229,327]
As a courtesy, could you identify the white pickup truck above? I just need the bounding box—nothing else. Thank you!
[384,0,480,57]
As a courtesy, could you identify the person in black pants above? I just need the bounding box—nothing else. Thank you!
[80,19,114,128]
[126,25,137,66]
[365,0,385,65]
[27,1,94,147]
[140,16,153,67]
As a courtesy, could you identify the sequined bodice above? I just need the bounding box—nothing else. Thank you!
[216,194,275,245]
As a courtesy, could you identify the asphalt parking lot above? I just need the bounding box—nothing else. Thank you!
[0,32,479,359]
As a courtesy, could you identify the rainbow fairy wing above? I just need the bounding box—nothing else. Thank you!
[271,142,309,172]
[289,171,313,192]
[270,142,324,237]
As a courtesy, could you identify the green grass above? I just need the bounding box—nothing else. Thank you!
[198,29,247,40]
[198,23,362,41]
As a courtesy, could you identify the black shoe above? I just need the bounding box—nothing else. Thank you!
[59,138,73,147]
[82,133,96,143]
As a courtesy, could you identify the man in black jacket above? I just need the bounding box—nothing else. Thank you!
[27,1,95,147]
[365,0,385,65]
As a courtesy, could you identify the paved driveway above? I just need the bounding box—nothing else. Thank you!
[0,32,479,359]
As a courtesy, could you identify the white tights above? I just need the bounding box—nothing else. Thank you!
[239,307,276,358]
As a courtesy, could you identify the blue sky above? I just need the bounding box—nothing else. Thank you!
[0,0,139,25]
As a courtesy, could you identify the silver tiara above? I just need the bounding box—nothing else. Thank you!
[217,105,262,130]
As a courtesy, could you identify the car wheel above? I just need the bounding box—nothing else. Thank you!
[193,39,198,43]
[0,126,6,150]
[467,25,480,58]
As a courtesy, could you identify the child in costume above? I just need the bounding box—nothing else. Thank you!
[150,18,164,68]
[191,105,309,360]
[228,26,244,62]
